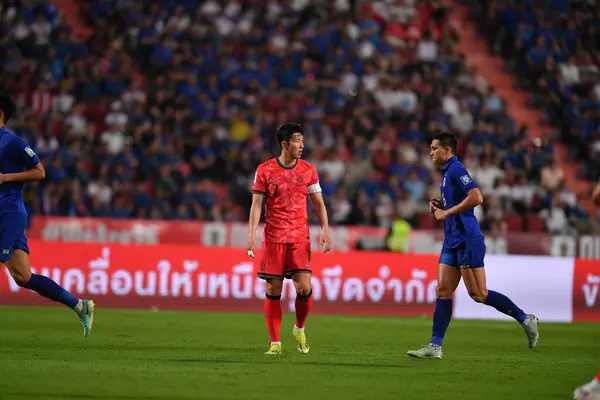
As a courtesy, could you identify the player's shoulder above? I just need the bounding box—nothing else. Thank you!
[256,158,280,176]
[257,158,278,171]
[0,130,25,146]
[298,159,316,171]
[1,129,16,140]
[448,158,468,174]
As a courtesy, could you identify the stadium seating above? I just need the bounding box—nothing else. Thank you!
[0,0,598,234]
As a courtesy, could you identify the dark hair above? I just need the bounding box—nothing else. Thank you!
[433,132,457,154]
[0,90,16,123]
[276,123,302,149]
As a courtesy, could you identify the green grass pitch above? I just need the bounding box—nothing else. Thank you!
[0,306,598,400]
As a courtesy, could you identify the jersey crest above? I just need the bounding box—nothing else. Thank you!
[460,175,472,185]
[25,146,36,158]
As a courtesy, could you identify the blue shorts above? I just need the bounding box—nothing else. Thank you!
[439,236,486,269]
[0,213,30,262]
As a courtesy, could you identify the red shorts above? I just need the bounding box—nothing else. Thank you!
[258,241,312,280]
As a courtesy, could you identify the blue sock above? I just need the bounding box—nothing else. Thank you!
[484,290,527,323]
[25,274,80,309]
[430,298,453,347]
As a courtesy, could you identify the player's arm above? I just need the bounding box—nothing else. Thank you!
[247,168,266,258]
[308,167,331,252]
[0,139,45,183]
[247,193,264,257]
[444,188,483,217]
[434,168,482,220]
[0,162,46,183]
[310,191,332,253]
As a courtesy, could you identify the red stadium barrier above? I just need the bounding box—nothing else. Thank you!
[0,240,439,317]
[27,216,600,259]
[27,216,387,252]
[573,259,600,322]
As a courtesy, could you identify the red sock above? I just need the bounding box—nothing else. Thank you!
[295,290,313,329]
[264,295,282,343]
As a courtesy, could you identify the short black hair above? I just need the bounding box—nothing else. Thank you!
[276,123,302,149]
[0,90,16,123]
[433,132,457,154]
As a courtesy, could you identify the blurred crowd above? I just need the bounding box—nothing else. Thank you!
[0,0,598,234]
[467,0,600,233]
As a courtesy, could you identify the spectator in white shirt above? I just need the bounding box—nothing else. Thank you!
[451,102,474,135]
[510,174,535,213]
[395,82,418,113]
[416,31,438,62]
[31,13,52,47]
[473,157,504,195]
[559,56,580,85]
[541,195,571,234]
[389,0,416,24]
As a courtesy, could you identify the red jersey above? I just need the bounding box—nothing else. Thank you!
[252,158,321,243]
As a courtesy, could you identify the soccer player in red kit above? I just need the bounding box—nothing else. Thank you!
[247,123,332,355]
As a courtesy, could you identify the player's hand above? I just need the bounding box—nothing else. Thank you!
[321,231,332,253]
[246,237,256,259]
[429,198,442,214]
[433,206,448,221]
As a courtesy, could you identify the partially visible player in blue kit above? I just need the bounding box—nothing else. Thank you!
[0,90,95,337]
[408,132,539,359]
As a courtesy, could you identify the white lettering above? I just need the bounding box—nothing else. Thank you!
[41,222,159,245]
[63,269,85,294]
[208,274,229,298]
[134,271,157,296]
[583,284,598,308]
[231,263,253,299]
[157,260,171,296]
[321,265,343,301]
[111,270,133,295]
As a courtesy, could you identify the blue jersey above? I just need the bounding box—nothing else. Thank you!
[440,156,482,248]
[0,126,40,215]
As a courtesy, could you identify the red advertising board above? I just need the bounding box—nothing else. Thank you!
[0,241,439,317]
[573,259,600,322]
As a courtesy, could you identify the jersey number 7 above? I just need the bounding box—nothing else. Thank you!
[268,183,278,197]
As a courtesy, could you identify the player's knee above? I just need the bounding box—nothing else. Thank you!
[292,274,311,296]
[296,285,312,297]
[8,268,31,287]
[266,279,283,297]
[468,289,488,303]
[436,285,453,299]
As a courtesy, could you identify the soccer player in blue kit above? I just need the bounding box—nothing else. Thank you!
[0,90,95,337]
[407,133,539,359]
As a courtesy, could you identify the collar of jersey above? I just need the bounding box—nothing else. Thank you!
[441,155,457,172]
[276,157,298,170]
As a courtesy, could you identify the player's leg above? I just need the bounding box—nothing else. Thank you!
[6,246,96,337]
[258,242,286,354]
[573,371,600,400]
[291,272,311,354]
[459,236,539,349]
[407,247,461,359]
[287,242,312,354]
[1,213,96,336]
[263,278,283,354]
